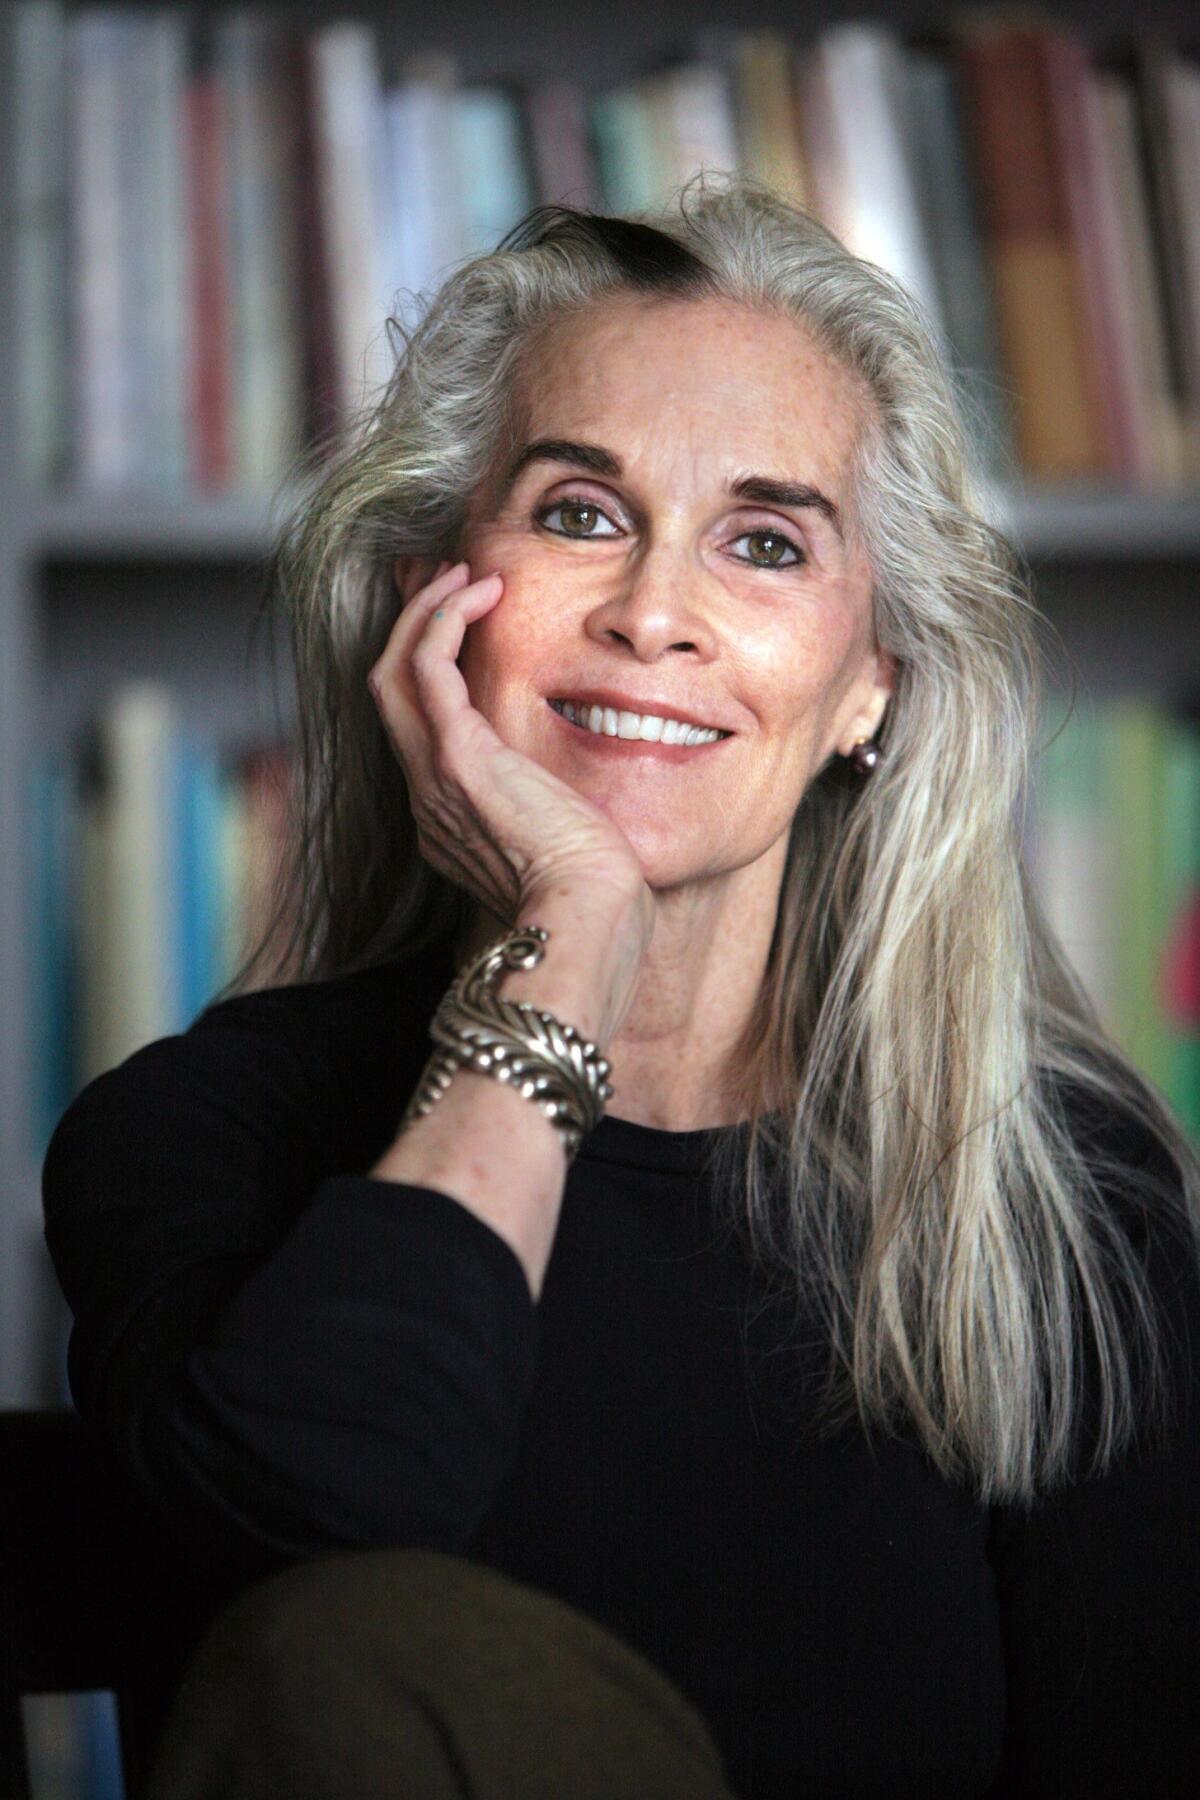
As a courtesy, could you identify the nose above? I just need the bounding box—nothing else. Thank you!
[583,543,719,663]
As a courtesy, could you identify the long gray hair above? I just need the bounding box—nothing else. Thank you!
[231,172,1200,1508]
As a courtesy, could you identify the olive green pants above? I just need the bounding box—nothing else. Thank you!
[142,1548,739,1799]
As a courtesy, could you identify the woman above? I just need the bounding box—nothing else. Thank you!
[44,178,1200,1798]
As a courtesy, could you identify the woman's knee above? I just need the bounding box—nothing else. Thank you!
[145,1547,736,1800]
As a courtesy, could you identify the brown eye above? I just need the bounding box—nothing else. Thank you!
[535,500,620,539]
[732,529,805,569]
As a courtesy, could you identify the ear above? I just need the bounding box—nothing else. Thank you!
[837,646,897,756]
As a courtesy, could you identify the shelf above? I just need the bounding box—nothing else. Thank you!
[16,482,1200,565]
[984,485,1200,560]
[23,488,293,562]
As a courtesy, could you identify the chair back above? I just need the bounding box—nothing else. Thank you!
[0,1409,227,1799]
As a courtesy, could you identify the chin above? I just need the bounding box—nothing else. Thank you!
[587,804,707,890]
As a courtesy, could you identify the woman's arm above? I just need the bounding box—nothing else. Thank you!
[42,967,541,1575]
[367,885,647,1303]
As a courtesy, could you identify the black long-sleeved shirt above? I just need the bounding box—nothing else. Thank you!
[42,945,1200,1798]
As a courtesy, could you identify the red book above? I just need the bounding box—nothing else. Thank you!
[1042,24,1140,483]
[288,30,340,458]
[954,14,1107,479]
[184,21,233,491]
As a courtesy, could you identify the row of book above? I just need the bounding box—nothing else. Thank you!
[26,683,1200,1167]
[1031,695,1199,1141]
[28,683,296,1162]
[9,2,1200,502]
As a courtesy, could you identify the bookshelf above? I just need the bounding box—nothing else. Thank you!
[2,0,1199,1415]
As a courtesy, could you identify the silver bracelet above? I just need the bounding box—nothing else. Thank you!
[397,924,614,1162]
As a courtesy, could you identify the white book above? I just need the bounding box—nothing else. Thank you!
[802,24,945,348]
[133,9,190,493]
[79,683,180,1084]
[384,53,466,319]
[452,85,535,260]
[1030,704,1119,1037]
[657,62,739,197]
[307,20,393,423]
[67,9,140,490]
[1101,75,1187,488]
[12,0,70,490]
[216,11,306,492]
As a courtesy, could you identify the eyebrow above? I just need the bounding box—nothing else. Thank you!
[498,437,843,543]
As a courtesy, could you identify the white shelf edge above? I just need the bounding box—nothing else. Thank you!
[979,483,1200,559]
[22,487,301,561]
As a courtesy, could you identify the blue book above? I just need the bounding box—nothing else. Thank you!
[28,745,80,1160]
[175,735,227,1027]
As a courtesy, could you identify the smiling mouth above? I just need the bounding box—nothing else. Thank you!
[548,698,732,747]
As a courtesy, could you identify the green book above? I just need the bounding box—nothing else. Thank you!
[1106,700,1171,1098]
[1033,697,1118,1033]
[1160,713,1200,1143]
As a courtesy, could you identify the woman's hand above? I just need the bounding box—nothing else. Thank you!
[368,557,654,940]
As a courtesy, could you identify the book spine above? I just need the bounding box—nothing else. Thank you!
[292,32,339,453]
[524,79,600,210]
[67,10,138,490]
[184,18,234,491]
[307,22,391,428]
[1043,25,1136,483]
[1100,70,1188,486]
[79,683,180,1085]
[217,12,306,492]
[13,0,71,490]
[452,84,535,258]
[954,17,1107,478]
[141,11,190,494]
[1135,36,1200,482]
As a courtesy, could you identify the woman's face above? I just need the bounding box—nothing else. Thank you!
[452,292,895,893]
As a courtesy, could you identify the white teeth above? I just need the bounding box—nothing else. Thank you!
[552,699,725,745]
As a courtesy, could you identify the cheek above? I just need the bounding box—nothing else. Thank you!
[457,579,555,714]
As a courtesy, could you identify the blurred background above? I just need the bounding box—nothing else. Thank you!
[1,0,1198,1787]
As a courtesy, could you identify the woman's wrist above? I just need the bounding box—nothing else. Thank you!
[496,883,652,1054]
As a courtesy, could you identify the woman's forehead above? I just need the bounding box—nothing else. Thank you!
[509,294,870,492]
[528,292,852,390]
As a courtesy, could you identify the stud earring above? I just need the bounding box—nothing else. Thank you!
[847,736,881,775]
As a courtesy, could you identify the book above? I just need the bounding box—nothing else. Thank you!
[452,82,536,259]
[382,53,465,322]
[215,10,307,492]
[11,0,70,490]
[66,9,141,491]
[800,24,946,348]
[953,13,1107,478]
[306,20,393,428]
[134,8,190,493]
[78,682,181,1084]
[183,15,235,491]
[524,79,600,211]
